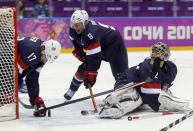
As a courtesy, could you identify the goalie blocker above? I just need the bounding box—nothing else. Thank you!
[99,42,190,119]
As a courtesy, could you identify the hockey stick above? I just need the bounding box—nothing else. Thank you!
[81,82,145,116]
[128,112,180,121]
[88,86,98,113]
[40,56,160,114]
[39,81,145,113]
[159,110,193,131]
[81,86,98,115]
[19,98,33,109]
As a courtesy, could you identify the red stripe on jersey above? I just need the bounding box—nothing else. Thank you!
[75,71,84,80]
[141,83,161,89]
[86,41,100,50]
[18,54,28,69]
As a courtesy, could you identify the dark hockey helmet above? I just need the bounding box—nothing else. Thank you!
[150,42,170,61]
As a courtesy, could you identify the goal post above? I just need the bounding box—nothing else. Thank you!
[0,7,18,121]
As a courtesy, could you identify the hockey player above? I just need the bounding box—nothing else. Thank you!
[99,42,190,119]
[19,80,28,93]
[18,37,61,117]
[64,10,128,100]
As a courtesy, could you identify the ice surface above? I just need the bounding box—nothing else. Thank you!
[1,51,193,131]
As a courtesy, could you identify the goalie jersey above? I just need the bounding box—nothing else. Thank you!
[70,20,127,71]
[124,58,177,111]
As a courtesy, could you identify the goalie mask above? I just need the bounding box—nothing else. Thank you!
[41,39,61,63]
[70,9,89,29]
[150,42,170,61]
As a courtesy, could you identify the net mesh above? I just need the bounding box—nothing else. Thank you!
[0,8,16,117]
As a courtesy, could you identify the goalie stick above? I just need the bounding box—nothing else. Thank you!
[159,110,193,131]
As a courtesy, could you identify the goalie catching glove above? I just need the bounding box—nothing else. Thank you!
[84,71,98,88]
[145,57,162,83]
[33,97,47,117]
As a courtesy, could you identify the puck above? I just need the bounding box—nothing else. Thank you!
[128,116,132,121]
[48,109,51,117]
[81,110,89,115]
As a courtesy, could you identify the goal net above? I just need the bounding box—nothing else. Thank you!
[0,8,18,121]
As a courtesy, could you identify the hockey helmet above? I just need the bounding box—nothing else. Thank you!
[81,10,89,21]
[41,39,61,63]
[70,10,89,28]
[150,42,170,61]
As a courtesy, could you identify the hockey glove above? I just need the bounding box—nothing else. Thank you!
[145,57,161,83]
[84,71,98,88]
[72,48,87,63]
[33,97,47,117]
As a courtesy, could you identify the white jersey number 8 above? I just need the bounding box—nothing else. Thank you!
[87,33,94,40]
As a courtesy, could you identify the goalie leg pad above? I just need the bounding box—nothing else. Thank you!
[99,88,142,119]
[99,104,123,119]
[158,90,190,112]
[118,88,143,115]
[103,94,120,106]
[99,94,124,119]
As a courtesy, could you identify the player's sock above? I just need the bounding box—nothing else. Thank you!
[19,80,28,93]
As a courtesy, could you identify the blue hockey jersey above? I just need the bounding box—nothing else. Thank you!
[18,37,43,69]
[70,20,127,71]
[17,37,44,105]
[125,58,177,111]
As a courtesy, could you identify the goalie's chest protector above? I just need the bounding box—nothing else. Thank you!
[18,37,42,69]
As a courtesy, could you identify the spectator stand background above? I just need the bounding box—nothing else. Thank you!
[2,1,193,17]
[33,0,49,18]
[17,0,27,18]
[17,18,72,53]
[17,17,193,53]
[1,0,193,52]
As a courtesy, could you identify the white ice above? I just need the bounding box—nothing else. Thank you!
[1,51,193,131]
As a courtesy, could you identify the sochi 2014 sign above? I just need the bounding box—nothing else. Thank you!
[95,18,193,47]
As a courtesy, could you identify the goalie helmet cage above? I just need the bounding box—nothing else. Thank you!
[0,7,19,121]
